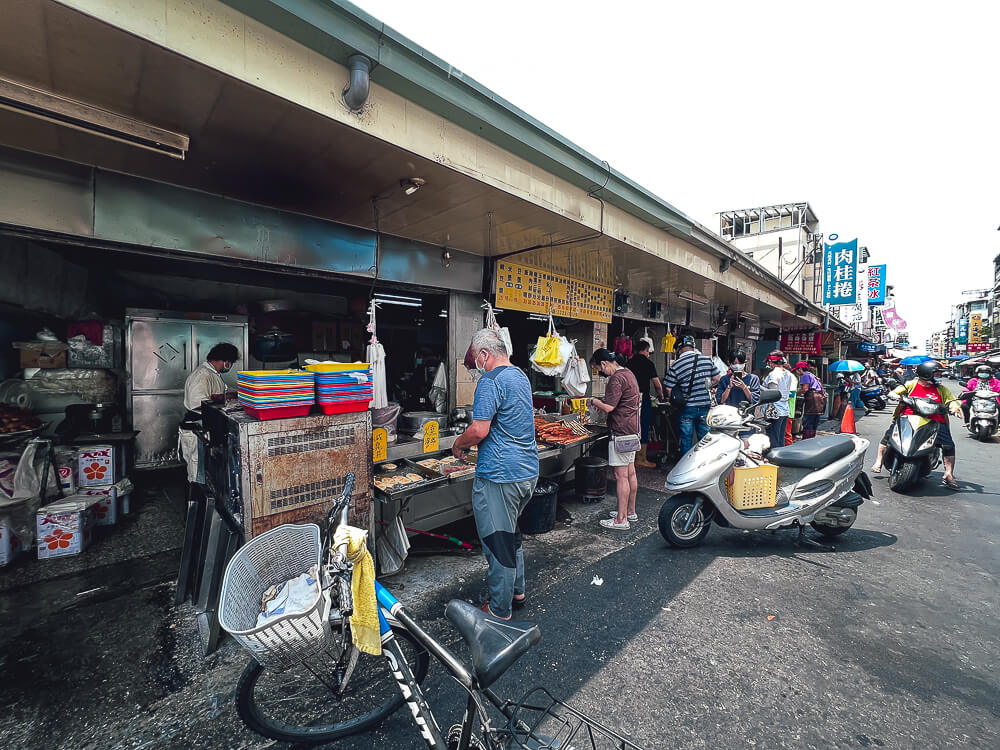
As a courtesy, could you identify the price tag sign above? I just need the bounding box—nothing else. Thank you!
[372,427,388,463]
[422,421,439,454]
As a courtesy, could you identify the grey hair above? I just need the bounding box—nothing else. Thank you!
[471,328,507,357]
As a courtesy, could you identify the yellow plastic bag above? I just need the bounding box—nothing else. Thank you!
[660,332,676,353]
[533,335,562,367]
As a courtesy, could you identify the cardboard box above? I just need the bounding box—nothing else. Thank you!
[0,516,21,566]
[13,341,68,369]
[76,478,132,525]
[78,445,117,487]
[36,498,94,559]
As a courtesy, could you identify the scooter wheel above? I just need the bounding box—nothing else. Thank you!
[658,495,711,548]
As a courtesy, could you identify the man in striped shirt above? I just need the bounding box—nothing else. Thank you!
[663,335,722,455]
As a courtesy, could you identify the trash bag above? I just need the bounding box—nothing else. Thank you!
[0,439,61,547]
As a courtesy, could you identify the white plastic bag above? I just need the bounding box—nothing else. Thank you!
[484,302,513,356]
[561,342,591,397]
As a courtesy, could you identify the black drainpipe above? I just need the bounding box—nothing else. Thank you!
[342,54,372,112]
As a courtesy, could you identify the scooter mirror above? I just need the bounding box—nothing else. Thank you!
[959,380,968,388]
[759,388,781,404]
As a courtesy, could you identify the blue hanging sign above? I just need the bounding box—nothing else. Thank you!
[867,265,887,305]
[823,235,858,305]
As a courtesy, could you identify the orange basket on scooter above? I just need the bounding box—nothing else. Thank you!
[726,464,779,509]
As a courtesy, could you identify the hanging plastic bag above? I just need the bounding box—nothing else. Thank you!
[660,331,676,353]
[530,314,570,376]
[613,334,632,359]
[531,314,563,369]
[484,302,513,356]
[561,343,591,397]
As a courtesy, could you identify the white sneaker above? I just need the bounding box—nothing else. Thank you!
[599,518,630,530]
[608,511,639,522]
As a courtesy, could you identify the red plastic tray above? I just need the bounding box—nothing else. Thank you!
[241,404,313,420]
[318,400,371,415]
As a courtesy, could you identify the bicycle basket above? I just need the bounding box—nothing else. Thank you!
[219,523,333,670]
[505,686,647,750]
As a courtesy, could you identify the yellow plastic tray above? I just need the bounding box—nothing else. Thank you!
[237,370,312,377]
[726,464,778,509]
[303,362,371,373]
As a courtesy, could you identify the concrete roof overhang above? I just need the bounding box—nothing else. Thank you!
[0,0,823,328]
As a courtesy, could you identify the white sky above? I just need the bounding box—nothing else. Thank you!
[355,0,999,348]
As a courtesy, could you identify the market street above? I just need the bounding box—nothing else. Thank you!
[1,404,998,749]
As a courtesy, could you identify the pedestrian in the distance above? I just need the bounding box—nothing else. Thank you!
[762,350,793,449]
[453,328,538,620]
[716,351,761,408]
[590,349,641,531]
[663,335,722,455]
[792,361,827,439]
[625,339,664,468]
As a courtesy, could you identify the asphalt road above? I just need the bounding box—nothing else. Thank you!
[1,405,997,749]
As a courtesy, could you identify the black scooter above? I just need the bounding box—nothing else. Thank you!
[883,395,952,492]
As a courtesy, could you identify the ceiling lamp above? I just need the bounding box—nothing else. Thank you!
[400,177,426,196]
[0,76,189,159]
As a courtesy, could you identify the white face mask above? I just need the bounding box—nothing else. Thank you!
[730,364,745,373]
[475,351,487,375]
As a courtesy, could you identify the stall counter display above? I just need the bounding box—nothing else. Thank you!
[36,497,95,559]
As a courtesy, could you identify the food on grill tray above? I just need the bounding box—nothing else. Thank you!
[0,405,41,434]
[534,418,586,445]
[417,456,475,477]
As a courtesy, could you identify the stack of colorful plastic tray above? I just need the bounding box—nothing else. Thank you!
[237,370,316,420]
[304,363,373,414]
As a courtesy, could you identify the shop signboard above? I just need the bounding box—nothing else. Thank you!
[780,331,822,354]
[494,261,613,323]
[970,314,982,343]
[968,343,990,352]
[957,317,969,344]
[867,265,887,305]
[823,236,858,306]
[858,342,881,354]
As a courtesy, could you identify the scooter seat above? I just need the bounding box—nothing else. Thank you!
[766,434,854,469]
[445,600,540,688]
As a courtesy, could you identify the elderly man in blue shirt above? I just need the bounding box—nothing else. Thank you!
[453,328,539,620]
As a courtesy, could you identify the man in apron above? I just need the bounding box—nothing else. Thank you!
[178,343,239,486]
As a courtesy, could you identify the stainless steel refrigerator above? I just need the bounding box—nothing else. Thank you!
[126,309,248,469]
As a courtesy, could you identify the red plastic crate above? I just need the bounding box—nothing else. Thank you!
[317,400,371,415]
[241,404,313,420]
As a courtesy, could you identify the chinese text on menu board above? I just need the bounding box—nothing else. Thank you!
[494,262,613,323]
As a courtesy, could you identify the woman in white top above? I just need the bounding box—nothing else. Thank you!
[762,349,794,449]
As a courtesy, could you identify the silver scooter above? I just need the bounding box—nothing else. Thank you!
[658,389,871,549]
[958,384,998,442]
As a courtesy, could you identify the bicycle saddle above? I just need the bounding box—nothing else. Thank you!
[445,600,541,689]
[766,434,854,469]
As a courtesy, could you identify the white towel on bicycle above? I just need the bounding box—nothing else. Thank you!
[256,566,321,627]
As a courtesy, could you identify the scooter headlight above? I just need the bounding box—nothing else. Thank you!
[918,435,936,451]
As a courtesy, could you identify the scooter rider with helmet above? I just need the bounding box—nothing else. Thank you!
[871,361,963,489]
[960,365,1000,423]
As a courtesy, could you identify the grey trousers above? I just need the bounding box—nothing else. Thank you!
[471,475,537,618]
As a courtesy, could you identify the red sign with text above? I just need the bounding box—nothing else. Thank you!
[780,332,822,354]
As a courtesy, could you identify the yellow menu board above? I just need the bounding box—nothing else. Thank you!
[494,261,613,322]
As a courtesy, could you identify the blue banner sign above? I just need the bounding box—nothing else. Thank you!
[867,265,887,305]
[823,236,858,305]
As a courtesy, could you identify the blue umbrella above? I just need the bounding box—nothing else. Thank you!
[829,359,865,373]
[899,354,935,366]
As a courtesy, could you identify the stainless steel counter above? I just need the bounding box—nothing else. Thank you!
[377,430,607,537]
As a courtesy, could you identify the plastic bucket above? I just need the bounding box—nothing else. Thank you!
[574,456,608,500]
[519,480,559,535]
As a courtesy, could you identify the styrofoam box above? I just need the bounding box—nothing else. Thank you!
[78,445,116,487]
[36,498,94,559]
[0,516,20,566]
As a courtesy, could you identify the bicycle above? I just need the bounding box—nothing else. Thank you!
[220,472,648,749]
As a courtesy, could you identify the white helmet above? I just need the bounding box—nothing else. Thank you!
[706,405,743,429]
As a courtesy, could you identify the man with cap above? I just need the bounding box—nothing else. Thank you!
[590,349,641,530]
[662,335,722,456]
